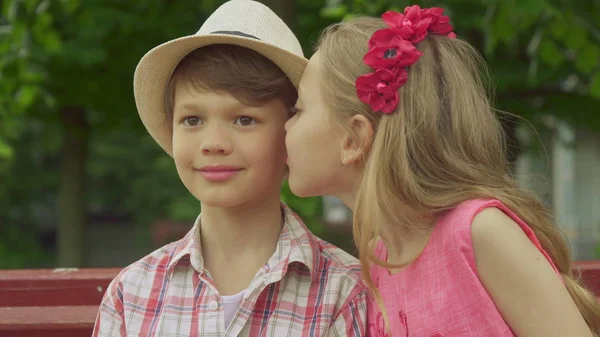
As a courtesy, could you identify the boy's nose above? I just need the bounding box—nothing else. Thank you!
[202,143,231,155]
[201,129,233,155]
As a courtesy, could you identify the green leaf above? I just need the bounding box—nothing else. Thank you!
[590,73,600,99]
[0,136,13,159]
[20,68,45,82]
[62,42,105,65]
[538,38,564,68]
[200,0,218,13]
[0,114,24,139]
[34,12,53,31]
[63,0,80,14]
[24,0,38,14]
[320,4,348,19]
[564,23,588,51]
[517,0,548,15]
[364,0,385,15]
[550,17,568,39]
[12,21,26,46]
[15,84,38,109]
[40,30,62,53]
[575,44,600,73]
[3,0,17,22]
[490,3,517,45]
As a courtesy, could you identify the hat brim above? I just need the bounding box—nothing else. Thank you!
[133,33,308,156]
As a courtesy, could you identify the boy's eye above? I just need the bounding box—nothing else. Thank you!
[183,116,202,126]
[235,116,256,126]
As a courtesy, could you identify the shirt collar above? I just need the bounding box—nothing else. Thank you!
[165,203,320,281]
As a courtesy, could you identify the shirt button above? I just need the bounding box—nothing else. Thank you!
[208,301,218,311]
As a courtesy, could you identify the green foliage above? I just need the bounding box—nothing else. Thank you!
[0,0,214,146]
[1,0,600,267]
[0,119,60,225]
[87,130,188,227]
[0,0,59,160]
[0,138,12,158]
[0,123,58,268]
[0,224,54,269]
[591,73,600,100]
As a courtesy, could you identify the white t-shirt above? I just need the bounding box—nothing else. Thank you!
[222,289,246,328]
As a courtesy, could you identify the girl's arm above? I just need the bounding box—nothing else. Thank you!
[471,207,593,337]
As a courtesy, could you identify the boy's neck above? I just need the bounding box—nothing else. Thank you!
[198,195,284,295]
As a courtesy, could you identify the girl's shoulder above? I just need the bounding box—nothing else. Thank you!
[434,198,503,242]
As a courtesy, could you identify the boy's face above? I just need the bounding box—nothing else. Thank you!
[171,79,289,209]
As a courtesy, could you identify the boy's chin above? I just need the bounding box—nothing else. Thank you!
[196,191,266,210]
[197,196,244,209]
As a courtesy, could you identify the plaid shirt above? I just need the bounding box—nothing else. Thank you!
[93,204,367,336]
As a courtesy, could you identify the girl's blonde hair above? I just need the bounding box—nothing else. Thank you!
[317,16,600,334]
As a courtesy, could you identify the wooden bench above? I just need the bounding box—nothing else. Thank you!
[1,262,599,336]
[0,268,120,337]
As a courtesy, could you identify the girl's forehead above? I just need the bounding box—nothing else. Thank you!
[298,54,322,96]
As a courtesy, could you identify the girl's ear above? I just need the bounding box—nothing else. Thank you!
[339,114,374,166]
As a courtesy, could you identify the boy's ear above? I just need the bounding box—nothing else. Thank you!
[340,114,374,166]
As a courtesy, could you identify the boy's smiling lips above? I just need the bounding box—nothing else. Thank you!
[194,165,243,181]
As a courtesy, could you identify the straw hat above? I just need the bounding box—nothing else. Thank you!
[133,0,307,155]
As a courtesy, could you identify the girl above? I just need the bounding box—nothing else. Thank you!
[285,5,600,337]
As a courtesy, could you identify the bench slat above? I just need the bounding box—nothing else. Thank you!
[0,305,96,337]
[0,328,92,337]
[0,263,596,337]
[0,268,120,307]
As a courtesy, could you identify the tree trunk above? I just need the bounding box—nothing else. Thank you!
[258,0,296,28]
[57,107,89,267]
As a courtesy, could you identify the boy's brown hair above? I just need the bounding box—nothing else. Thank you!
[166,44,298,118]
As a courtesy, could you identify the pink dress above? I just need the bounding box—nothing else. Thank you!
[367,199,560,337]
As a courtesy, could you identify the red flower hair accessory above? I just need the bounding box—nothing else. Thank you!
[356,67,408,114]
[356,5,456,114]
[364,29,423,69]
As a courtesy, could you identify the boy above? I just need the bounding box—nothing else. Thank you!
[92,1,367,336]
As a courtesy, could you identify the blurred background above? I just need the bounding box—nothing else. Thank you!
[1,0,599,269]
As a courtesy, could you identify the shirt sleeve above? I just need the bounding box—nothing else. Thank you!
[327,288,368,337]
[92,275,127,337]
